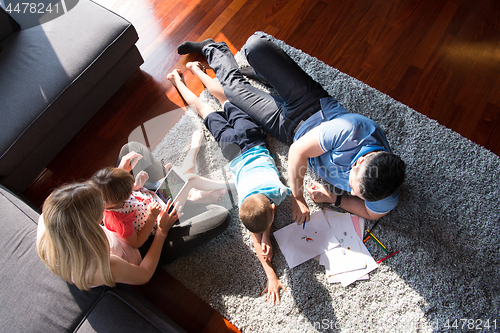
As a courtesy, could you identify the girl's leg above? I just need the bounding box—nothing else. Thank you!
[171,173,234,216]
[186,61,227,105]
[179,129,204,175]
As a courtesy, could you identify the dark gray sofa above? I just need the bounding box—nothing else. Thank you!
[0,184,186,333]
[0,0,144,193]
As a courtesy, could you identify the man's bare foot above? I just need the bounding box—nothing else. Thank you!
[187,188,227,203]
[167,69,183,86]
[186,61,206,74]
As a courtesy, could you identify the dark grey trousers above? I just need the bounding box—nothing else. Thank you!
[202,33,330,145]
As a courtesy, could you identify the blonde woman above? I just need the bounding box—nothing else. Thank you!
[36,181,178,291]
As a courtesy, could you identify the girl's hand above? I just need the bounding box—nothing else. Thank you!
[134,171,149,189]
[118,152,143,172]
[156,200,180,237]
[147,201,161,218]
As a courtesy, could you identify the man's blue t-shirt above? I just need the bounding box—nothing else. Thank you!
[294,97,400,214]
[228,145,291,207]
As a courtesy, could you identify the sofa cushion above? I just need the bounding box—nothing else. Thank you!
[0,6,20,42]
[0,185,106,332]
[75,289,187,333]
[0,0,139,183]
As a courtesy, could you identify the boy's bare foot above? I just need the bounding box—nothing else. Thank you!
[187,188,227,204]
[186,61,206,74]
[167,69,182,86]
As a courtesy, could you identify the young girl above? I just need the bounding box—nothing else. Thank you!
[91,131,235,262]
[36,181,178,290]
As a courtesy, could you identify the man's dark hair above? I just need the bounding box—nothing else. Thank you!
[357,151,406,202]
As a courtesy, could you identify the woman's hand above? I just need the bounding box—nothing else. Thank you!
[306,182,336,204]
[118,152,143,172]
[261,276,287,306]
[156,200,180,237]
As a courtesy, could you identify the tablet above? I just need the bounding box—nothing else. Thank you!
[154,166,188,204]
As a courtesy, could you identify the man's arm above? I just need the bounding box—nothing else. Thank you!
[306,182,388,220]
[288,127,325,224]
[338,196,388,220]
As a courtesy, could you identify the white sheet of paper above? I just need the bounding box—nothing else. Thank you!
[328,274,369,283]
[274,210,339,269]
[320,213,366,274]
[321,211,378,287]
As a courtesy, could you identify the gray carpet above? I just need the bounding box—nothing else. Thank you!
[153,32,500,333]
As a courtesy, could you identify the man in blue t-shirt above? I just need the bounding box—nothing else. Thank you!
[177,33,406,225]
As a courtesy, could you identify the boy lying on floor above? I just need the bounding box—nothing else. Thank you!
[168,62,290,306]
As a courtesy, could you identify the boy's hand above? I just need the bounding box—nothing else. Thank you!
[261,242,273,262]
[118,151,142,172]
[147,201,161,218]
[261,276,287,306]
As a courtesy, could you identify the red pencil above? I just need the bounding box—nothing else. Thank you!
[377,251,399,264]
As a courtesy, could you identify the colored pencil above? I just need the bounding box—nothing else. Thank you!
[368,231,388,254]
[377,251,399,264]
[367,230,387,249]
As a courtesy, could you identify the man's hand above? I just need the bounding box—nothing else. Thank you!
[306,182,336,204]
[118,152,142,172]
[291,195,310,224]
[261,276,287,306]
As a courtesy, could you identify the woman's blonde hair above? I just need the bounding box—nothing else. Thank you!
[37,181,115,290]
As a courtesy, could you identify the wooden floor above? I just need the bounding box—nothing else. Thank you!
[24,0,500,331]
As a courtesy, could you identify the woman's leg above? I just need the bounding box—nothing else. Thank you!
[140,201,231,265]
